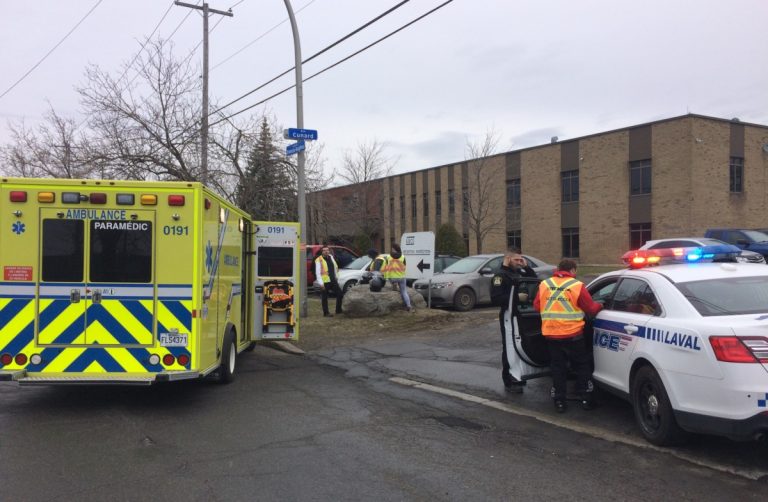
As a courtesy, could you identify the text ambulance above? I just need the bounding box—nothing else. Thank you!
[0,178,300,385]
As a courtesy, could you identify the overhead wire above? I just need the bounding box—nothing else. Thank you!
[210,0,410,117]
[0,0,105,101]
[210,0,454,126]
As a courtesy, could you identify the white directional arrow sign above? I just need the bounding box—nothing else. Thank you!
[400,231,435,281]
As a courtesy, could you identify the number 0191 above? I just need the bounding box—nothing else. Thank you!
[163,225,189,236]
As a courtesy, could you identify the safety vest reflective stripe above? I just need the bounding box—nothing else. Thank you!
[543,278,579,312]
[540,312,585,320]
[385,256,406,279]
[315,256,337,283]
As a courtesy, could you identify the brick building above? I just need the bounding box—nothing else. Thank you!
[308,114,768,264]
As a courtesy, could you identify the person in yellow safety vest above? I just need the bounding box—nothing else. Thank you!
[383,243,413,312]
[314,246,343,317]
[366,249,389,273]
[533,258,603,413]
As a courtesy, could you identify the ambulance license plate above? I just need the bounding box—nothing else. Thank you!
[159,332,188,347]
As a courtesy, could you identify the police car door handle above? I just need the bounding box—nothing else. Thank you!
[70,289,81,304]
[624,324,639,334]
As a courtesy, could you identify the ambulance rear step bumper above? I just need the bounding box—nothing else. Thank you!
[1,370,200,385]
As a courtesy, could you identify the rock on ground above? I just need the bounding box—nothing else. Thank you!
[342,284,426,317]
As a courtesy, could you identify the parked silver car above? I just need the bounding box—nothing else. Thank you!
[640,237,766,264]
[412,254,555,311]
[338,254,462,293]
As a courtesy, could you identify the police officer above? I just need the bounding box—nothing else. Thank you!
[490,247,538,393]
[533,258,602,413]
[314,246,343,317]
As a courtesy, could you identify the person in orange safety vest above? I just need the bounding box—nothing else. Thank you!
[533,258,602,413]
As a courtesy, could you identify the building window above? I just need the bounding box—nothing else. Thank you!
[561,170,579,202]
[399,196,405,221]
[389,197,394,218]
[462,187,469,213]
[448,189,455,214]
[463,233,469,254]
[630,223,652,249]
[506,179,521,208]
[423,193,428,215]
[435,191,442,216]
[411,194,417,218]
[507,230,521,250]
[730,157,744,193]
[630,159,652,195]
[562,227,579,258]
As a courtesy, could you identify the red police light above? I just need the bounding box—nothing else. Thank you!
[162,354,176,366]
[10,191,27,202]
[168,195,185,206]
[89,193,107,204]
[177,354,190,366]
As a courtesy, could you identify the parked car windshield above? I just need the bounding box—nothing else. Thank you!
[343,256,371,270]
[441,256,488,274]
[743,230,768,243]
[676,276,768,316]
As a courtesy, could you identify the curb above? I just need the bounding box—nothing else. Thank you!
[264,340,306,355]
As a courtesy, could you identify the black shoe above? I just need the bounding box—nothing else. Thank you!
[554,400,567,413]
[581,399,596,411]
[324,313,333,318]
[504,384,524,394]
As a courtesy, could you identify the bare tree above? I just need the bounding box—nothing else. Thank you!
[77,39,204,181]
[464,129,505,254]
[0,106,100,178]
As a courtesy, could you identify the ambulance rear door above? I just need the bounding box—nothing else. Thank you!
[252,222,300,341]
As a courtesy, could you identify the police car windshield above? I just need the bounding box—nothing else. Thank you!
[442,256,488,274]
[676,276,768,316]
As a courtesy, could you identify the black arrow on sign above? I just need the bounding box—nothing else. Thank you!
[417,259,431,273]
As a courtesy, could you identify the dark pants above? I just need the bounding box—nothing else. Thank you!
[547,335,593,401]
[499,310,524,388]
[321,280,343,315]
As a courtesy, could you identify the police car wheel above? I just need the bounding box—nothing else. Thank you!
[217,330,237,384]
[343,280,357,293]
[453,287,476,311]
[631,366,687,445]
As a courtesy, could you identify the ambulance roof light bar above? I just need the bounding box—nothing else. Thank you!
[622,244,742,269]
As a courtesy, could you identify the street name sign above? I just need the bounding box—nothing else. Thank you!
[285,128,318,141]
[286,140,305,155]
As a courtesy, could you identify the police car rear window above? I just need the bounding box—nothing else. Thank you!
[676,276,768,316]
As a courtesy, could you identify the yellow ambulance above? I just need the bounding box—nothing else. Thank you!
[0,178,300,385]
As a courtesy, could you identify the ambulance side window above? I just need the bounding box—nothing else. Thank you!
[42,219,84,282]
[89,221,152,283]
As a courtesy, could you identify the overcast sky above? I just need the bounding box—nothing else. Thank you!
[1,0,767,181]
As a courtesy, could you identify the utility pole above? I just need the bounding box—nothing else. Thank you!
[282,0,309,318]
[174,1,232,185]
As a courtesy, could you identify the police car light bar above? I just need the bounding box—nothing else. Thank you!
[622,244,742,269]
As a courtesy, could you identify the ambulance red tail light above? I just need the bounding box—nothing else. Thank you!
[168,195,185,206]
[709,337,759,363]
[14,353,27,365]
[89,192,107,204]
[177,354,190,366]
[162,354,176,366]
[9,191,27,202]
[0,353,12,365]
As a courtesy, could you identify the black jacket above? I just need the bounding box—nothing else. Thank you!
[490,264,538,312]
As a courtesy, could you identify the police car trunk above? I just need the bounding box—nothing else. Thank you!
[0,179,199,385]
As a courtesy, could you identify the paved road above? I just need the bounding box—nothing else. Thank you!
[1,332,766,500]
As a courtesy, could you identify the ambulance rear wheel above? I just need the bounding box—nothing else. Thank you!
[217,330,237,384]
[631,365,687,445]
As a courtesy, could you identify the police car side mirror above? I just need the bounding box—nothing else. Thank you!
[479,267,493,275]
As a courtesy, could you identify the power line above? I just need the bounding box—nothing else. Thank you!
[211,0,410,117]
[116,1,176,84]
[0,0,105,101]
[210,0,319,73]
[210,0,454,126]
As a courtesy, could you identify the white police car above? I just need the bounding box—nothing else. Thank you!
[505,244,768,445]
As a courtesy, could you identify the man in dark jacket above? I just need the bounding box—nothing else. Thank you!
[490,247,538,393]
